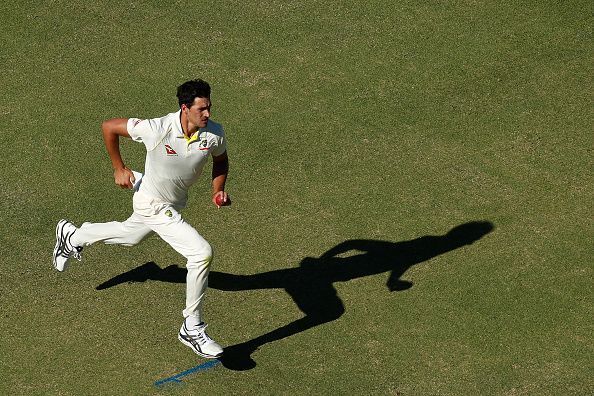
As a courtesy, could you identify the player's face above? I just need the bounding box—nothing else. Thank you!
[184,97,211,128]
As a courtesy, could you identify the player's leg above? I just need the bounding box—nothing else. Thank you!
[145,206,222,358]
[71,213,152,247]
[53,213,152,272]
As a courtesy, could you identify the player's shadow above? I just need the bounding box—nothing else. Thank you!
[96,221,494,371]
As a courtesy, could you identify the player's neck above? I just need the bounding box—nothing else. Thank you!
[180,111,199,138]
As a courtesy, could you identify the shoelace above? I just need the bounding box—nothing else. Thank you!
[72,248,83,261]
[192,324,214,345]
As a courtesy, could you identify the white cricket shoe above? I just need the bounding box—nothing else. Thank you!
[53,219,83,272]
[178,320,223,358]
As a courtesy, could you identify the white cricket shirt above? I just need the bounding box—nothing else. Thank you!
[127,110,226,208]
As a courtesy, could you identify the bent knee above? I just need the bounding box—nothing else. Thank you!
[186,242,213,268]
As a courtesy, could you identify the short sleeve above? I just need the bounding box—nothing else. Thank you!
[208,123,227,157]
[211,130,227,157]
[127,117,165,151]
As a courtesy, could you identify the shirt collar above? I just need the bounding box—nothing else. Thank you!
[176,110,201,144]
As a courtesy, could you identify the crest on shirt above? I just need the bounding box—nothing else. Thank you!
[198,139,210,151]
[165,144,178,156]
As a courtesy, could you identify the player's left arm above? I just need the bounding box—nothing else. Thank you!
[211,151,230,208]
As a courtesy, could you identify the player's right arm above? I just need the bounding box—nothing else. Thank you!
[101,118,134,189]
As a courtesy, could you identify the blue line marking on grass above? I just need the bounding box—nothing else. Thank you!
[154,360,220,387]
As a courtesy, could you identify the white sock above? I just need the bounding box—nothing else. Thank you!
[185,315,202,327]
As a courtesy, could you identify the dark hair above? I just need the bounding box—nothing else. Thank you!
[176,79,211,108]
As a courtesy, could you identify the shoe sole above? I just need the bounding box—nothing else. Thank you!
[53,220,69,272]
[178,333,223,359]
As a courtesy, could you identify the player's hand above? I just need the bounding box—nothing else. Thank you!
[213,191,231,208]
[114,167,134,189]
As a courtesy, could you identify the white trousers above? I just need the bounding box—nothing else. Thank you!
[70,191,213,322]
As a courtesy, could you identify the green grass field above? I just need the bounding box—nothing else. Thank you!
[1,1,592,394]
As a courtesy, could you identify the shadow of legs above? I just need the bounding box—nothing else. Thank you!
[220,313,342,370]
[221,282,345,371]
